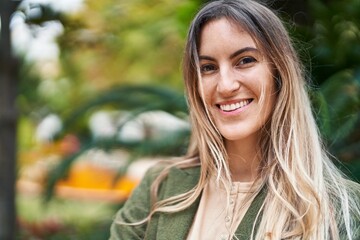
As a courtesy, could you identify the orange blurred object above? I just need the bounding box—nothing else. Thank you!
[56,160,138,202]
[18,134,139,203]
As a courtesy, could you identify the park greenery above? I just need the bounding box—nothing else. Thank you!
[13,0,360,239]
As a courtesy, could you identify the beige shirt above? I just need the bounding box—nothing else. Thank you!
[187,178,258,240]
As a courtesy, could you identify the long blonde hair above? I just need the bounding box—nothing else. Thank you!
[125,0,360,239]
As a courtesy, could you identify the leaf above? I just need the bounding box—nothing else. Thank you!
[319,69,360,143]
[44,85,191,201]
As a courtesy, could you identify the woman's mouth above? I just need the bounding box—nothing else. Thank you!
[217,99,253,112]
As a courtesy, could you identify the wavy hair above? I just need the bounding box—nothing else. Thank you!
[120,1,360,239]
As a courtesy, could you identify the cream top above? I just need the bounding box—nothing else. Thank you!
[186,178,258,240]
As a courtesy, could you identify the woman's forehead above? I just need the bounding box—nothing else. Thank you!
[198,18,264,56]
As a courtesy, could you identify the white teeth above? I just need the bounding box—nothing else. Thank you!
[219,99,251,112]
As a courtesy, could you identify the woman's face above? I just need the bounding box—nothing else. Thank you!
[198,18,276,143]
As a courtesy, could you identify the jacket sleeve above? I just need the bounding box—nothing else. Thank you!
[109,166,163,240]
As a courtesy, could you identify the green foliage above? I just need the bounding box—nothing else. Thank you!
[60,85,188,132]
[57,0,202,91]
[45,85,190,201]
[16,0,202,124]
[308,0,360,84]
[304,0,360,180]
[312,70,359,144]
[17,194,116,239]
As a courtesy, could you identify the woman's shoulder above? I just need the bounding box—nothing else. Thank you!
[139,160,201,200]
[140,159,201,185]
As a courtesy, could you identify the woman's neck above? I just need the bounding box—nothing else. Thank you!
[225,135,260,182]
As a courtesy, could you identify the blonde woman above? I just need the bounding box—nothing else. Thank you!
[110,0,360,239]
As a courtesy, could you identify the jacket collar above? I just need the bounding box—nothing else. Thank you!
[156,166,266,240]
[156,166,201,240]
[234,186,266,239]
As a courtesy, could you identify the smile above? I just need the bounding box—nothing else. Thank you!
[217,99,253,112]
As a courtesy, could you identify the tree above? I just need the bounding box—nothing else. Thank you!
[0,1,21,239]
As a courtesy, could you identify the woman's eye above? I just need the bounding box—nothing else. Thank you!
[200,64,217,74]
[237,57,257,66]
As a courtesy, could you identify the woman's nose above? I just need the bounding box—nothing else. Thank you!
[217,68,241,96]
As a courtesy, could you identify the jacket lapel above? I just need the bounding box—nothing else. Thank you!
[147,166,267,240]
[234,186,266,240]
[156,166,201,240]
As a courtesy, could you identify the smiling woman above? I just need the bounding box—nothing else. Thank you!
[198,19,276,166]
[110,1,360,239]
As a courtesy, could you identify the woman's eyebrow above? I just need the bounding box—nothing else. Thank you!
[229,47,258,59]
[199,47,259,61]
[198,55,215,61]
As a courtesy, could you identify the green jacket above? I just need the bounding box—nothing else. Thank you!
[110,166,360,240]
[110,166,265,240]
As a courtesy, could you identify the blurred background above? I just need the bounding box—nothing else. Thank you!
[0,0,359,239]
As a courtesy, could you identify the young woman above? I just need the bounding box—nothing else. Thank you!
[110,1,360,239]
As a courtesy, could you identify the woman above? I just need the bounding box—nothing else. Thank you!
[110,0,360,239]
